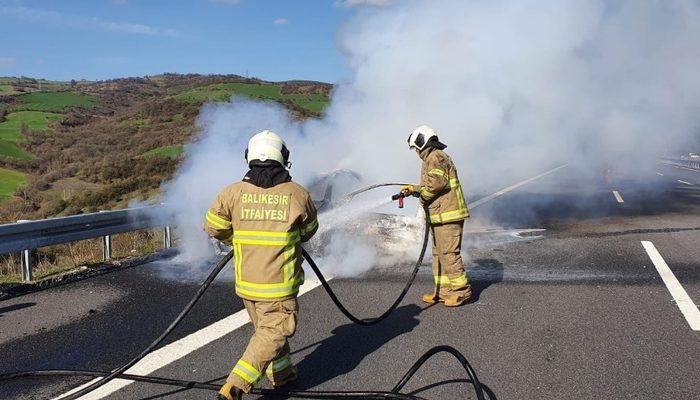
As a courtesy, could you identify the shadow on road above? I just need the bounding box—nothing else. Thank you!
[259,304,422,399]
[0,302,36,317]
[468,259,504,304]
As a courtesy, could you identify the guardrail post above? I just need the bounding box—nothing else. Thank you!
[16,219,34,282]
[163,226,172,249]
[21,249,33,282]
[103,235,112,261]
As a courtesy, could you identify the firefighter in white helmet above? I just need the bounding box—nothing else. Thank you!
[404,125,472,307]
[204,130,318,399]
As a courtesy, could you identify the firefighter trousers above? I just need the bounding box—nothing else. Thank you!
[430,220,472,298]
[227,297,298,392]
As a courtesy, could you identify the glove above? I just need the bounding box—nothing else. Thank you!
[401,184,421,197]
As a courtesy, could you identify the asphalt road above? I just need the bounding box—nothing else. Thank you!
[1,162,698,400]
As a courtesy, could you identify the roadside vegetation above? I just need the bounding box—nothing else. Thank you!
[0,73,331,283]
[0,229,165,284]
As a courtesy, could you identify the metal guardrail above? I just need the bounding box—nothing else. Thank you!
[660,157,700,170]
[0,205,171,282]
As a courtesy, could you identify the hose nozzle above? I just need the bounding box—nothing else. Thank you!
[391,190,410,208]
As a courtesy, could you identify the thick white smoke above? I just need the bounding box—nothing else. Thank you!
[159,0,700,273]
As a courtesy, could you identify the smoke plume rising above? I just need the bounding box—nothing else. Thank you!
[158,0,700,273]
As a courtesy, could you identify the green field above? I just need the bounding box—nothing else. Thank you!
[143,145,184,159]
[0,141,32,159]
[0,111,63,158]
[0,111,64,140]
[0,167,26,200]
[0,85,17,95]
[14,91,95,112]
[175,83,329,112]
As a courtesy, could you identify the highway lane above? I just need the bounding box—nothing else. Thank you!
[1,165,699,399]
[95,232,700,399]
[0,262,246,399]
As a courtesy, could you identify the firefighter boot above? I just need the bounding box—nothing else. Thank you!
[421,292,442,304]
[271,366,299,388]
[217,382,243,400]
[443,285,472,307]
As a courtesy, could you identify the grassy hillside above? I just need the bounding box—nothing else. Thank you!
[0,141,32,159]
[0,85,18,95]
[0,111,64,140]
[0,74,331,222]
[0,111,64,159]
[13,92,95,112]
[175,82,329,112]
[0,77,69,92]
[143,145,184,159]
[0,167,26,200]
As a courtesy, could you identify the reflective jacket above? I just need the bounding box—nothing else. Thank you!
[204,181,318,301]
[418,147,469,225]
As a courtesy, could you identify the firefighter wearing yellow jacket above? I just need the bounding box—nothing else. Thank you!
[404,125,472,307]
[204,130,318,400]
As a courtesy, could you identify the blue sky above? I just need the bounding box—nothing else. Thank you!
[0,0,374,83]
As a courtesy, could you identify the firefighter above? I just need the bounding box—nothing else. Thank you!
[204,130,319,400]
[403,125,472,307]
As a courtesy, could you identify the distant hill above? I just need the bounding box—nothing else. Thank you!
[0,74,332,222]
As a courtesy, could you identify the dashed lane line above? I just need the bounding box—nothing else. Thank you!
[677,180,694,186]
[656,172,664,176]
[55,165,570,399]
[641,241,700,331]
[612,191,624,203]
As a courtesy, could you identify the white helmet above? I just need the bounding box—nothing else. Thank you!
[245,130,290,167]
[407,125,438,151]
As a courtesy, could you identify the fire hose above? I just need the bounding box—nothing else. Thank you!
[0,183,487,400]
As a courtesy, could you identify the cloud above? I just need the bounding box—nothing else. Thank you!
[0,57,16,66]
[273,17,289,25]
[334,0,393,7]
[209,0,241,4]
[0,6,181,37]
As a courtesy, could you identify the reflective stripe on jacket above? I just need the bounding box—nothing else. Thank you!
[204,181,318,301]
[418,148,469,225]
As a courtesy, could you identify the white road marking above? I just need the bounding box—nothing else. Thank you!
[57,166,568,399]
[641,241,700,331]
[656,172,664,176]
[53,278,324,400]
[612,190,624,203]
[677,179,694,186]
[674,165,700,173]
[470,164,568,208]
